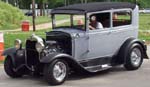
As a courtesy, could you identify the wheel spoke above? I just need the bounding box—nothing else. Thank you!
[53,61,67,82]
[130,48,142,66]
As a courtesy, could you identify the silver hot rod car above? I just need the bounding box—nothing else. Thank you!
[3,2,149,85]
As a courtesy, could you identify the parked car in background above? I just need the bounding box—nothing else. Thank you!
[139,8,150,13]
[25,11,33,16]
[3,2,149,85]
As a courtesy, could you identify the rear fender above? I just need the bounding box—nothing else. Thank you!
[128,39,149,59]
[117,38,149,64]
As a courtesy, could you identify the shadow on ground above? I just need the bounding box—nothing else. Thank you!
[4,66,127,86]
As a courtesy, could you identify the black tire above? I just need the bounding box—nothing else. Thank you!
[124,43,143,70]
[43,59,69,85]
[33,64,43,77]
[4,57,23,78]
[33,71,42,77]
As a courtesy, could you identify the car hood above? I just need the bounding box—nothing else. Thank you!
[51,28,86,38]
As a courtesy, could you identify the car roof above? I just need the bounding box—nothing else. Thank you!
[51,2,136,14]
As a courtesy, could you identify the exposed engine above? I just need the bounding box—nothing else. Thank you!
[42,41,65,56]
[45,31,72,55]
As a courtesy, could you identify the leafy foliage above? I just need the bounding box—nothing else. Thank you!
[1,0,150,9]
[0,1,24,30]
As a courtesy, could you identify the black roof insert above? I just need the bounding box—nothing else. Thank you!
[51,2,136,14]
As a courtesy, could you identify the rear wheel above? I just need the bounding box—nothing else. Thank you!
[4,57,23,78]
[124,43,143,70]
[44,59,68,85]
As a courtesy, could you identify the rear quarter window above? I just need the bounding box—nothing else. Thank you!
[113,10,132,27]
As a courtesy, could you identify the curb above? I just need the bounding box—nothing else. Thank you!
[0,64,3,68]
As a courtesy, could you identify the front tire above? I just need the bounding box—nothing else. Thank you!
[4,57,23,78]
[44,59,69,85]
[124,43,143,70]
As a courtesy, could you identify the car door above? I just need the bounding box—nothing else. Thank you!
[107,9,136,55]
[87,28,114,59]
[74,33,89,61]
[85,12,115,60]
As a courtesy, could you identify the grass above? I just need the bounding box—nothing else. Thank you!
[23,15,69,25]
[4,29,48,49]
[0,1,24,30]
[0,60,4,64]
[0,15,69,31]
[24,16,51,25]
[0,16,51,30]
[139,14,150,30]
[138,31,150,41]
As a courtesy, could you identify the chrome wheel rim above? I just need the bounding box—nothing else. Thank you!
[53,61,67,82]
[130,48,142,67]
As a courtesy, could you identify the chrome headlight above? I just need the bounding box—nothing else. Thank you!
[35,42,44,53]
[14,39,22,49]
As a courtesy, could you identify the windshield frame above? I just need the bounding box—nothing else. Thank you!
[51,13,87,31]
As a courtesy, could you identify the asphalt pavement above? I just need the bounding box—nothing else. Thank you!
[0,46,150,87]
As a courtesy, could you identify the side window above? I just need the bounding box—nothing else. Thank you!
[73,15,85,30]
[89,12,110,30]
[113,10,132,27]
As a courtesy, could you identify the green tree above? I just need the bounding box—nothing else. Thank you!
[36,0,48,16]
[2,0,150,9]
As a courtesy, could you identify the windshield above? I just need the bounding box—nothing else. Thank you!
[52,14,85,30]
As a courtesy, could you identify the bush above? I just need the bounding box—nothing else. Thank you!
[0,1,25,30]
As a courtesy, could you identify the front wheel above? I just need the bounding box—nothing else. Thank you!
[44,59,69,85]
[4,57,23,78]
[124,43,143,70]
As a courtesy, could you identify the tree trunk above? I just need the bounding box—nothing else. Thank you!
[43,3,45,16]
[39,3,43,16]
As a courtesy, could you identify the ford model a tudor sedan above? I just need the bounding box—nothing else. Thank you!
[3,2,149,85]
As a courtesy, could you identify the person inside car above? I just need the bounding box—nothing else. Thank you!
[77,19,84,29]
[89,16,103,30]
[113,13,118,20]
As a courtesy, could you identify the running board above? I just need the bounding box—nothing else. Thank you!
[84,64,112,72]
